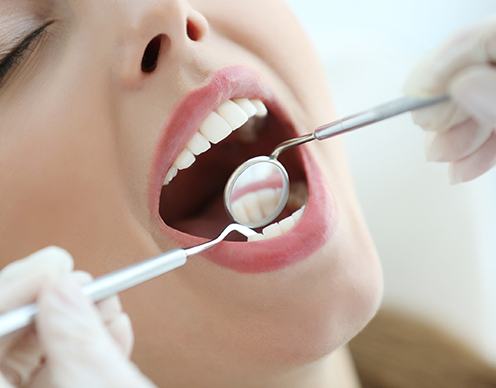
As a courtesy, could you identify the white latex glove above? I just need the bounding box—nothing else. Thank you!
[405,16,496,183]
[0,247,155,388]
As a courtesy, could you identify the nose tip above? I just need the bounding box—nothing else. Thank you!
[117,2,209,88]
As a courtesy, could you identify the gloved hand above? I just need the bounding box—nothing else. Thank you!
[0,247,155,388]
[405,16,496,183]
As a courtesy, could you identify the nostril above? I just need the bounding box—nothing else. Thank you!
[186,18,202,42]
[141,35,163,74]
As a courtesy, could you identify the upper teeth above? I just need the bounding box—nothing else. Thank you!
[163,99,268,186]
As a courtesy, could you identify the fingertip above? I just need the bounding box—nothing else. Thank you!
[425,132,444,162]
[28,246,74,273]
[448,132,496,184]
[451,65,496,127]
[37,276,104,350]
[424,132,435,162]
[404,71,433,99]
[39,275,92,318]
[36,246,73,263]
[426,143,442,162]
[1,246,74,282]
[404,49,449,98]
[70,271,93,286]
[107,313,135,357]
[411,101,461,133]
[96,295,123,324]
[449,165,464,185]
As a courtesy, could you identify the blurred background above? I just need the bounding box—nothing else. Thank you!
[286,0,496,363]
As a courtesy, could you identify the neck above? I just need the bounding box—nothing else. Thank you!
[252,347,362,388]
[155,346,361,388]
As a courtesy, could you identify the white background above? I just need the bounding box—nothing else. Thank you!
[287,0,496,362]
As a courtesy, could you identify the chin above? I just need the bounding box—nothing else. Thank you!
[244,221,383,367]
[290,251,383,365]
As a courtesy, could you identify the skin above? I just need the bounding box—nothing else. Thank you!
[0,1,382,387]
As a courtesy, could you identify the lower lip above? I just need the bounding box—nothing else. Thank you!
[152,67,336,273]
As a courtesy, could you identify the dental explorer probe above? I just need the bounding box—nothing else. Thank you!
[0,224,256,339]
[225,95,449,228]
[271,95,449,158]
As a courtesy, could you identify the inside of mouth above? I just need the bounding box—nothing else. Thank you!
[159,109,308,240]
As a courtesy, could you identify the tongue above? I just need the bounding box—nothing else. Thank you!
[175,195,233,239]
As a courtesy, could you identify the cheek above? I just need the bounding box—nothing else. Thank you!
[0,89,157,272]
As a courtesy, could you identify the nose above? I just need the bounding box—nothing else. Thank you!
[117,0,209,88]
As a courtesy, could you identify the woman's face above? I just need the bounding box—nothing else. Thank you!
[0,0,382,385]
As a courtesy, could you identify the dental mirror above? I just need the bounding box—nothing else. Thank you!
[224,95,449,228]
[224,156,289,229]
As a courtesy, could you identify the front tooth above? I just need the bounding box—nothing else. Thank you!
[217,100,248,130]
[200,112,233,144]
[174,149,195,170]
[258,189,282,218]
[262,223,283,239]
[248,233,264,242]
[234,98,258,117]
[279,216,296,233]
[242,193,265,224]
[231,201,250,225]
[164,167,178,185]
[251,99,268,117]
[187,132,211,156]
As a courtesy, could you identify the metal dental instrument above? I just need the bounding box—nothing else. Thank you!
[0,224,256,338]
[225,95,449,229]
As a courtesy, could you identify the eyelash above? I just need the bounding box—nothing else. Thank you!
[0,23,52,85]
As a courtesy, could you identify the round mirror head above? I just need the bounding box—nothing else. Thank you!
[224,156,289,229]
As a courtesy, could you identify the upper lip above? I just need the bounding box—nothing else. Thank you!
[149,66,274,211]
[149,66,336,273]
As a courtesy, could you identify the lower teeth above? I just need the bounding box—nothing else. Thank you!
[247,205,306,242]
[230,181,307,227]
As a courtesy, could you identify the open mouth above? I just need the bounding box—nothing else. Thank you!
[159,97,308,241]
[150,67,334,273]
